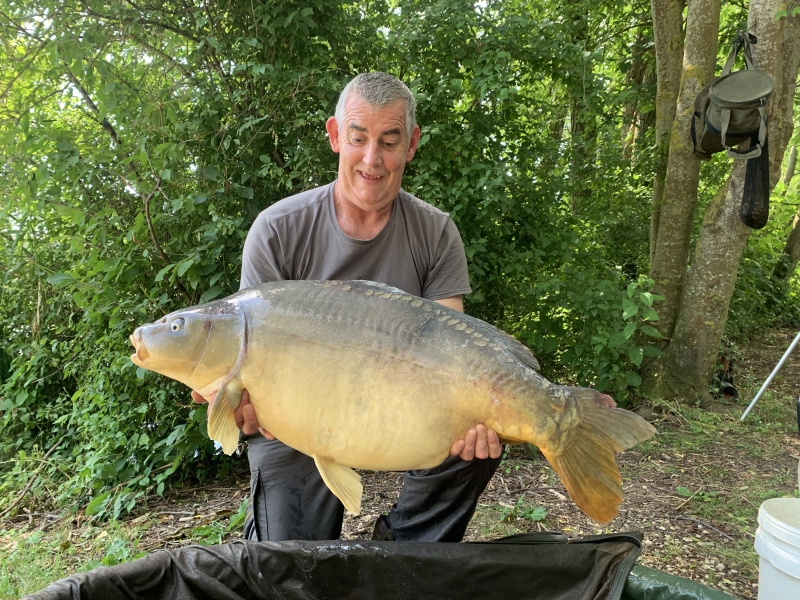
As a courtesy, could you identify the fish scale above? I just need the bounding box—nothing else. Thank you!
[130,279,656,523]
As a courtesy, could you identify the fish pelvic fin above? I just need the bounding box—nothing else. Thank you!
[312,454,363,515]
[207,382,242,456]
[539,389,656,524]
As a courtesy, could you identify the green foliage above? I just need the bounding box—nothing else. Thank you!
[191,499,248,546]
[496,493,547,523]
[0,521,145,597]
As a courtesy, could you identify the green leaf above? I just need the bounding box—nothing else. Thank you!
[155,264,174,282]
[52,204,85,225]
[622,299,638,320]
[624,371,642,387]
[525,505,547,522]
[676,486,693,498]
[608,332,627,348]
[628,345,644,367]
[85,492,111,515]
[623,321,637,339]
[642,345,663,358]
[642,307,659,322]
[641,325,663,339]
[176,259,194,277]
[199,285,224,303]
[46,272,76,286]
[639,292,653,307]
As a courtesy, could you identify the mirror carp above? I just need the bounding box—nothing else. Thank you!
[130,280,655,523]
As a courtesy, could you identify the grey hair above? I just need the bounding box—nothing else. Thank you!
[335,72,417,139]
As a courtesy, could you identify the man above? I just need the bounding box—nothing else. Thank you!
[193,72,501,543]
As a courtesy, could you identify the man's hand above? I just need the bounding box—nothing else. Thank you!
[449,424,502,461]
[190,389,275,440]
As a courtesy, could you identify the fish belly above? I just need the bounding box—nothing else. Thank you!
[241,335,498,471]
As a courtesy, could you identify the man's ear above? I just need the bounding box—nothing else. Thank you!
[406,125,421,163]
[326,117,340,153]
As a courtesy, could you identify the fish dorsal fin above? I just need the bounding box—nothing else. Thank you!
[207,382,242,456]
[312,454,363,514]
[324,280,540,371]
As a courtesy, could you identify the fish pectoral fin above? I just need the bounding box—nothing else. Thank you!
[497,436,523,445]
[539,388,656,525]
[312,455,363,515]
[207,382,242,456]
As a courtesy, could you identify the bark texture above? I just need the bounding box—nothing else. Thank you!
[649,0,686,267]
[649,1,800,402]
[648,0,720,342]
[773,144,800,281]
[771,8,800,282]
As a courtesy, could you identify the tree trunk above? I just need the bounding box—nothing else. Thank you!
[648,0,721,342]
[773,145,800,280]
[621,35,655,159]
[566,12,598,215]
[649,0,686,267]
[648,0,800,402]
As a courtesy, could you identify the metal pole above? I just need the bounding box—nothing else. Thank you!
[740,330,800,421]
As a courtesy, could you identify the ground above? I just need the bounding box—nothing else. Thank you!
[2,328,800,599]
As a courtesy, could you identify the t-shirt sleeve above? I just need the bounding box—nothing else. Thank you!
[240,212,289,290]
[421,218,472,300]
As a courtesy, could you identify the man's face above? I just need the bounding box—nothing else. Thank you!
[326,95,420,215]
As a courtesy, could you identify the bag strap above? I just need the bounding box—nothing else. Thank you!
[720,107,731,148]
[721,31,756,76]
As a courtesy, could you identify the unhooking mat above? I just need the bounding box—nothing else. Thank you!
[23,532,736,600]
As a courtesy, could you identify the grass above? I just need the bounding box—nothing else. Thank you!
[0,521,145,599]
[0,500,248,599]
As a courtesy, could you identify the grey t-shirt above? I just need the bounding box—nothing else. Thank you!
[240,181,471,300]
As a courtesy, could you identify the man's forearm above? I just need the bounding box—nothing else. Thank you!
[433,295,463,313]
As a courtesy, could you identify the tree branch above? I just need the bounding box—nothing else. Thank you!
[65,70,123,148]
[139,179,193,304]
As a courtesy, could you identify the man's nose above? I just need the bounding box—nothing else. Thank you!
[363,140,383,166]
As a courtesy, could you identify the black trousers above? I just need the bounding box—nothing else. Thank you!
[243,437,502,542]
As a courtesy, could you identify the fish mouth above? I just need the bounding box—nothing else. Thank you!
[129,330,149,364]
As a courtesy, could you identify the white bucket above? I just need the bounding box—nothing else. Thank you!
[755,498,800,599]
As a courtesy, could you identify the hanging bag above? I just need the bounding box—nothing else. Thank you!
[691,31,774,229]
[692,32,773,160]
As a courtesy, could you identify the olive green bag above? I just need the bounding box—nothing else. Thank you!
[691,31,774,229]
[692,32,773,160]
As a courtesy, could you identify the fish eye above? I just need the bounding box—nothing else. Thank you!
[170,318,185,332]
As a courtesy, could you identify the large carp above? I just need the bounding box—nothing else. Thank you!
[130,280,655,523]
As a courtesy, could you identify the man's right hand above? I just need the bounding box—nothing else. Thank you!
[191,389,275,440]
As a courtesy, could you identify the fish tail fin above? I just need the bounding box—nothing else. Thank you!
[207,383,242,456]
[313,455,363,514]
[538,388,656,524]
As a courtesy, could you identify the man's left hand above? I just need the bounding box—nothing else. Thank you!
[449,424,502,461]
